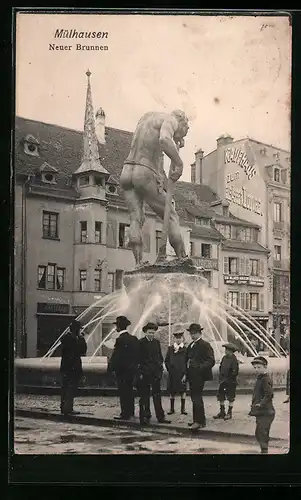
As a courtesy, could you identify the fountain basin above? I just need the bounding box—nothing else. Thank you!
[15,356,288,394]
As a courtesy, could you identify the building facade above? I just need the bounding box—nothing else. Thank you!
[191,134,290,338]
[14,73,271,358]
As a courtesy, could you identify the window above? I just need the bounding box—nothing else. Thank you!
[37,264,65,290]
[46,264,55,290]
[274,168,280,182]
[228,291,239,308]
[195,217,210,226]
[80,221,87,243]
[94,176,104,187]
[190,242,196,257]
[281,170,288,184]
[219,224,231,239]
[252,228,259,242]
[203,271,212,287]
[245,228,252,241]
[108,184,117,194]
[43,173,55,183]
[42,211,59,239]
[250,259,259,276]
[274,245,281,261]
[229,257,238,275]
[37,266,46,289]
[250,293,259,311]
[79,175,90,186]
[119,223,130,248]
[56,268,65,290]
[107,272,115,293]
[201,243,211,258]
[95,221,102,243]
[79,270,87,291]
[238,228,245,241]
[94,269,101,292]
[156,230,162,254]
[273,202,282,222]
[116,270,124,290]
[24,135,39,156]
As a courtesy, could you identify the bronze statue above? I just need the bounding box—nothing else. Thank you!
[120,110,189,266]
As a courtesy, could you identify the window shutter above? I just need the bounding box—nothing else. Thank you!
[240,256,245,275]
[223,257,229,274]
[143,232,151,253]
[240,292,245,310]
[246,258,250,275]
[245,293,250,310]
[260,260,264,277]
[259,293,264,311]
[106,220,117,248]
[236,257,240,275]
[224,292,229,306]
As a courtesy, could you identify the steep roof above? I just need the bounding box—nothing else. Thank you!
[221,239,269,254]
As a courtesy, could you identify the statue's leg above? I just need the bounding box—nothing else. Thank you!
[122,188,145,265]
[143,184,187,259]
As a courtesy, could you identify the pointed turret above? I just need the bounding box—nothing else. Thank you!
[74,70,109,178]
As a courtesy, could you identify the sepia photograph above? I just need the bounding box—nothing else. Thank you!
[13,11,291,456]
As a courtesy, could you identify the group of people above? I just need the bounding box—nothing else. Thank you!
[59,316,278,454]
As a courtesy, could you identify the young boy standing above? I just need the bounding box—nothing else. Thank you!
[249,356,275,454]
[213,342,239,421]
[165,326,188,415]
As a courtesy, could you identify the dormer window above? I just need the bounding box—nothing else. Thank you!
[24,134,40,157]
[195,217,210,226]
[39,162,58,184]
[94,175,105,187]
[274,168,280,182]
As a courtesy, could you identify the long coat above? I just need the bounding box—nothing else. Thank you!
[108,331,139,376]
[138,337,164,379]
[165,345,187,394]
[249,373,275,416]
[60,333,87,379]
[186,338,215,385]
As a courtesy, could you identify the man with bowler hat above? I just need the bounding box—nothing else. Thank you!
[137,322,171,425]
[184,323,215,431]
[107,316,139,420]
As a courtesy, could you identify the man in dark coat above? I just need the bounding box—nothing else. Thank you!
[137,322,171,425]
[184,323,215,431]
[107,316,139,420]
[60,319,87,416]
[248,356,275,454]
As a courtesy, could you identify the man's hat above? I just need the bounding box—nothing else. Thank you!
[69,319,81,332]
[222,342,238,352]
[142,322,158,333]
[251,356,268,367]
[187,323,204,333]
[113,316,131,327]
[172,323,185,336]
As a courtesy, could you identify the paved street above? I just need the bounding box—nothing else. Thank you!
[14,391,289,454]
[14,416,288,455]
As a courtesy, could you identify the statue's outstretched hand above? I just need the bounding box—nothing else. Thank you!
[169,161,183,182]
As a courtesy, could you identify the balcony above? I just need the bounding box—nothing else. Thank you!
[192,257,218,270]
[273,259,290,271]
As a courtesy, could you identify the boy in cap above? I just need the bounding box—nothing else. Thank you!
[137,322,171,425]
[213,342,239,420]
[60,319,87,416]
[184,323,215,431]
[107,316,139,421]
[249,356,275,454]
[165,325,188,415]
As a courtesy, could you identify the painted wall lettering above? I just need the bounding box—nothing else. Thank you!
[225,185,263,216]
[224,147,256,180]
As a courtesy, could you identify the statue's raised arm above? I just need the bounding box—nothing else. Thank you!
[119,110,189,267]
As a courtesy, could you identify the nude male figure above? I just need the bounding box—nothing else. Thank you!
[120,110,189,266]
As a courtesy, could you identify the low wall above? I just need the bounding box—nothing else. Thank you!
[15,356,288,394]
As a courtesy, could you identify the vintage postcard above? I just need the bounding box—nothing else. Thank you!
[13,10,291,458]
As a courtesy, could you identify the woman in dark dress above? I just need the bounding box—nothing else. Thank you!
[165,327,188,415]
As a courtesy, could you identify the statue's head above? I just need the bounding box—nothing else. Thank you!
[171,109,189,140]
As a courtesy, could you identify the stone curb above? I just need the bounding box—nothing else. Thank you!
[15,408,288,447]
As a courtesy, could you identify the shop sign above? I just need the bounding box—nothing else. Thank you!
[224,275,264,286]
[37,302,70,314]
[192,257,218,270]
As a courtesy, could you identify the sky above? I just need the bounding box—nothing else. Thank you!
[16,13,291,181]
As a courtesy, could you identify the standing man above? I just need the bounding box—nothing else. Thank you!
[60,319,87,416]
[107,316,139,421]
[120,110,189,266]
[138,322,171,426]
[184,323,215,431]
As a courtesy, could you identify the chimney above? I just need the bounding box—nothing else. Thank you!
[192,148,204,184]
[95,107,106,144]
[217,134,233,148]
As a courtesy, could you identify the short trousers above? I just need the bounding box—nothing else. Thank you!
[217,381,237,403]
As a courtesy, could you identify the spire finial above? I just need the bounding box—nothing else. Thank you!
[86,69,91,78]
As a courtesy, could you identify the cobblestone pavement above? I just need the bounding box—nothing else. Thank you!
[15,391,289,442]
[14,417,288,455]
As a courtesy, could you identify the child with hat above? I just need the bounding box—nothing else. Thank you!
[248,356,275,454]
[213,342,239,421]
[164,324,188,415]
